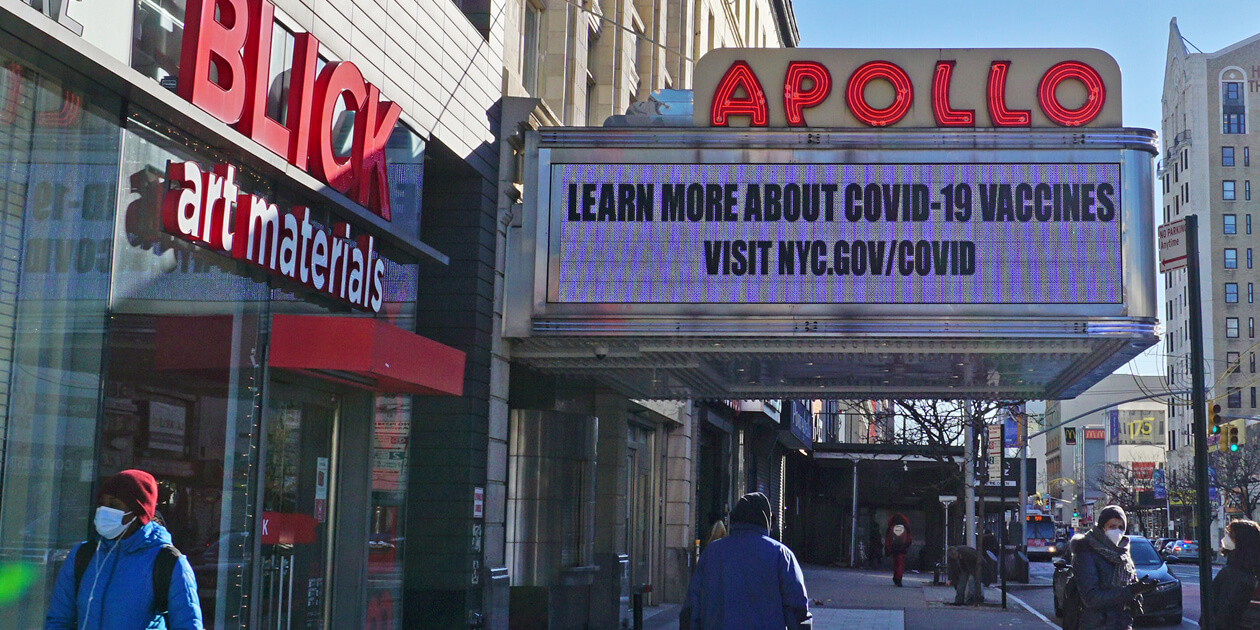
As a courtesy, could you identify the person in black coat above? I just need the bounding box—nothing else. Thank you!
[1212,519,1260,629]
[1070,505,1157,630]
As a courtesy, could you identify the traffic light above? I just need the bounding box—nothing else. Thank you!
[1211,403,1224,436]
[1223,419,1247,452]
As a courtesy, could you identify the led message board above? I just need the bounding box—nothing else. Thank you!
[551,162,1121,305]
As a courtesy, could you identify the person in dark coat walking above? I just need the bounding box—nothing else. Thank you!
[868,517,883,569]
[45,469,203,630]
[1212,519,1260,629]
[885,512,912,587]
[684,492,812,629]
[1069,505,1157,630]
[947,545,982,605]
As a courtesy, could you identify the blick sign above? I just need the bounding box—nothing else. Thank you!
[693,49,1121,129]
[178,0,401,220]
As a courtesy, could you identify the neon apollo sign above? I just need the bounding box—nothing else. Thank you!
[156,0,410,311]
[693,49,1122,129]
[548,50,1130,308]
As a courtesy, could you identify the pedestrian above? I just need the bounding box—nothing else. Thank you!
[45,469,203,630]
[1069,505,1158,630]
[946,545,982,605]
[1211,519,1260,629]
[706,514,727,547]
[684,492,812,629]
[868,517,883,569]
[885,512,912,587]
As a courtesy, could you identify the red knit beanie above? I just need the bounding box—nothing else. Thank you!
[98,469,158,525]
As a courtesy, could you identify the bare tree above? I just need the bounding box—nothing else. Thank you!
[1209,448,1260,520]
[1094,463,1146,535]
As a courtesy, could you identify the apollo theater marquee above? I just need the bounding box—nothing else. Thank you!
[505,48,1158,400]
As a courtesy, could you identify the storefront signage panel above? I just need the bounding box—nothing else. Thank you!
[162,160,387,312]
[693,48,1122,129]
[551,161,1121,305]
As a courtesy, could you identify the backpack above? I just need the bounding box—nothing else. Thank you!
[1061,569,1084,630]
[73,540,182,623]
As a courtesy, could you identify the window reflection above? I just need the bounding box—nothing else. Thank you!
[0,52,121,627]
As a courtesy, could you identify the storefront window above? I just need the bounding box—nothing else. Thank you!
[0,50,122,626]
[105,112,272,629]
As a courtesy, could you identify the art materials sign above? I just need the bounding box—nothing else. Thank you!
[552,162,1121,304]
[162,161,387,311]
[693,49,1121,129]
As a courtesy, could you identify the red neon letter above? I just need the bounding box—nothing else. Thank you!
[177,0,249,125]
[931,61,973,127]
[710,61,769,127]
[987,61,1030,127]
[310,62,367,195]
[783,61,831,127]
[352,84,402,220]
[1037,61,1106,127]
[238,0,290,157]
[845,61,913,127]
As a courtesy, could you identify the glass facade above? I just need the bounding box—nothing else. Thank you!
[0,31,425,630]
[0,46,122,628]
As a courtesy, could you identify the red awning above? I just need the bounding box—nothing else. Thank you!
[268,314,465,395]
[155,314,464,395]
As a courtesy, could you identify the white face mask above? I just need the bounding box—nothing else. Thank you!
[892,525,906,536]
[1105,529,1124,546]
[1224,533,1237,551]
[94,506,132,539]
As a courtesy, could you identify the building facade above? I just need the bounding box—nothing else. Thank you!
[0,0,506,628]
[1162,20,1260,467]
[492,0,797,627]
[1040,374,1168,531]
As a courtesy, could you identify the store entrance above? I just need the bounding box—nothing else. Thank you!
[259,380,341,630]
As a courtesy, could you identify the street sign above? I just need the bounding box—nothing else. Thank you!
[1158,219,1188,273]
[988,425,1003,485]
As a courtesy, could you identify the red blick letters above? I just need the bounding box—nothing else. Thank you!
[353,85,402,220]
[177,0,397,220]
[310,62,367,195]
[237,0,289,156]
[178,0,248,124]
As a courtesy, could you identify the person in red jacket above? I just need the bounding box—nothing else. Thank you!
[885,513,912,587]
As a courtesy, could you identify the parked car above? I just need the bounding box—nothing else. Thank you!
[1163,540,1201,563]
[1053,535,1181,626]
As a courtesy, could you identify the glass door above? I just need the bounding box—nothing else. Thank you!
[259,382,340,630]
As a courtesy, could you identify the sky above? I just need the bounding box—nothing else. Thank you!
[794,1,1260,377]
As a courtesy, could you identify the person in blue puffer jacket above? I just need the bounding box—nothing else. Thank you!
[685,492,812,629]
[45,469,203,630]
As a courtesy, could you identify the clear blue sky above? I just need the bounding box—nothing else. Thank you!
[795,1,1260,376]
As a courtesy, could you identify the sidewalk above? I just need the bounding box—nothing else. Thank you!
[642,565,1058,630]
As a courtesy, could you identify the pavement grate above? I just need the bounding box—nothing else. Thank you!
[811,608,905,629]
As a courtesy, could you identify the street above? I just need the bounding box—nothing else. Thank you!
[645,560,1224,630]
[1012,561,1222,629]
